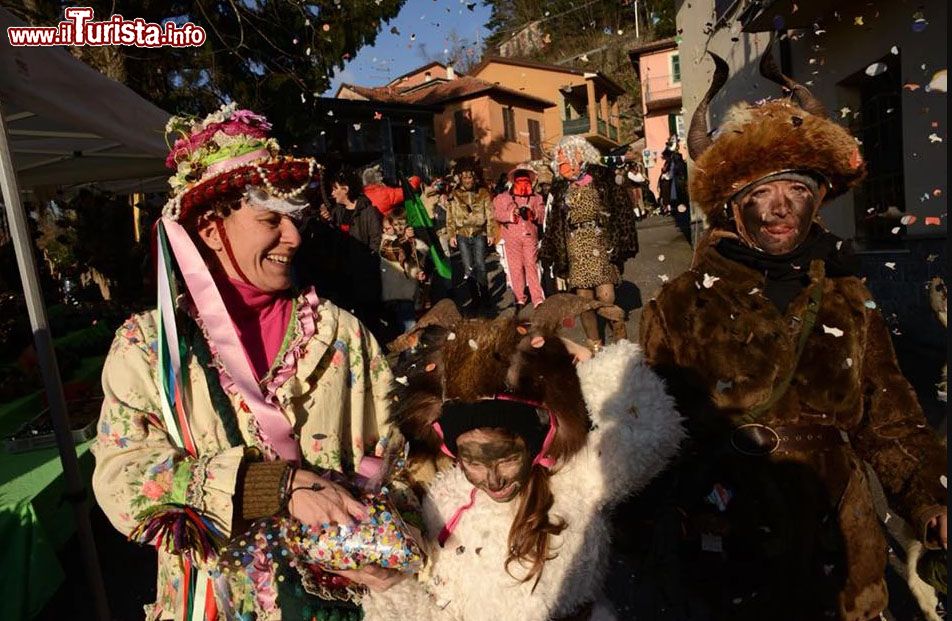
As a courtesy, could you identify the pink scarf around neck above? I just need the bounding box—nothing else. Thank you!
[214,274,293,381]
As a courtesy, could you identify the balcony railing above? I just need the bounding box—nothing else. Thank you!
[643,75,682,104]
[562,117,590,135]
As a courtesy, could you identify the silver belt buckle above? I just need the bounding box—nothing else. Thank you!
[730,423,781,456]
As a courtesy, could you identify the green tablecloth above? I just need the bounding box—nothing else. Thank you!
[0,441,94,619]
[0,355,104,620]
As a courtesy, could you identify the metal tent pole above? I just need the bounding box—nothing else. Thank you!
[0,103,111,620]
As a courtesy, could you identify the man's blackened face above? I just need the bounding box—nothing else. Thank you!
[456,427,532,503]
[737,179,819,254]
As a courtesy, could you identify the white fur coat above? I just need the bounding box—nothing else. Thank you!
[363,340,684,621]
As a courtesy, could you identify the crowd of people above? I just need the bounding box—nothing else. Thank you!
[90,45,946,621]
[297,135,642,351]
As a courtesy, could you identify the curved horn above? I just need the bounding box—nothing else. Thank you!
[387,298,462,353]
[759,36,826,117]
[529,293,624,332]
[687,51,729,161]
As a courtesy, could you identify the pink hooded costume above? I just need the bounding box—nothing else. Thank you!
[492,164,546,307]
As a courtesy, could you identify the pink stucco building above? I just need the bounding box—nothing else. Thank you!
[628,38,685,194]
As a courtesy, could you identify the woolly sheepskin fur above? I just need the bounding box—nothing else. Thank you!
[362,340,684,620]
[690,100,866,224]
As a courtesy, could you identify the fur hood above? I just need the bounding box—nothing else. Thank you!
[362,340,684,620]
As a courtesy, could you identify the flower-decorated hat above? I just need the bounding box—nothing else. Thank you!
[162,103,320,222]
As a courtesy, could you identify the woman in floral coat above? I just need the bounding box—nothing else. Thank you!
[92,105,399,620]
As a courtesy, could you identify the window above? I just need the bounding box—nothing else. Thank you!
[503,106,516,142]
[840,52,905,247]
[528,119,542,160]
[670,53,681,83]
[714,0,739,21]
[454,109,474,145]
[667,113,685,141]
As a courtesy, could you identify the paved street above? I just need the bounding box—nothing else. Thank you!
[474,213,695,341]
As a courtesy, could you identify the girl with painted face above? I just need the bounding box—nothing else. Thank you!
[92,105,401,620]
[361,295,684,621]
[540,136,640,351]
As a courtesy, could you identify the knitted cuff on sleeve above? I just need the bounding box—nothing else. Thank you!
[239,460,292,521]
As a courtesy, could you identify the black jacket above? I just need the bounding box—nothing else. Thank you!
[296,197,383,309]
[329,196,383,252]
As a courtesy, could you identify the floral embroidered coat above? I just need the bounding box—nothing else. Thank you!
[92,291,392,620]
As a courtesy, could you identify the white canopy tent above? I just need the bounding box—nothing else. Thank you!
[0,7,169,190]
[0,7,171,619]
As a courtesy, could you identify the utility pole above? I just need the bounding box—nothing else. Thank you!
[635,0,640,39]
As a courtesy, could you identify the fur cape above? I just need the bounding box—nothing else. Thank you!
[539,164,640,281]
[689,100,866,226]
[362,340,684,620]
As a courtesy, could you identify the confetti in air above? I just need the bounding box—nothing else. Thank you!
[822,325,845,337]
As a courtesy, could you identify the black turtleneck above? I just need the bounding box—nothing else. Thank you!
[715,225,859,312]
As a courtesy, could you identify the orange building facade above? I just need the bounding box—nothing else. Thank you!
[336,58,628,182]
[471,57,626,155]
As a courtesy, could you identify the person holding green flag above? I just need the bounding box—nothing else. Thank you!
[401,177,451,281]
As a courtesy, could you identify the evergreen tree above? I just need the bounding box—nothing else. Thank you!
[10,0,407,142]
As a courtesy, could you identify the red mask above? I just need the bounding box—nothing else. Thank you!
[512,177,532,196]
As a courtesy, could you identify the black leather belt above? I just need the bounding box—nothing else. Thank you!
[730,423,848,457]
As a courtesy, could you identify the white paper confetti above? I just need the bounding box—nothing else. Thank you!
[822,325,844,337]
[890,227,900,235]
[864,300,877,309]
[657,254,666,262]
[941,475,948,488]
[927,69,947,93]
[928,133,943,143]
[467,339,479,350]
[716,380,733,392]
[839,106,851,118]
[890,45,899,55]
[353,123,362,131]
[702,273,720,288]
[884,262,896,270]
[749,287,761,295]
[865,62,887,76]
[658,274,669,283]
[843,357,853,369]
[446,332,456,341]
[395,376,409,386]
[677,204,688,213]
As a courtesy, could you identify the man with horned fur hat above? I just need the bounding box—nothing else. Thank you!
[361,295,684,620]
[634,42,947,620]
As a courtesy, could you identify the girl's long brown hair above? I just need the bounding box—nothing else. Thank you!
[388,316,592,588]
[506,465,566,589]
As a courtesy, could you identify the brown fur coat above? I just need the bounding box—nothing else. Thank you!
[637,242,946,621]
